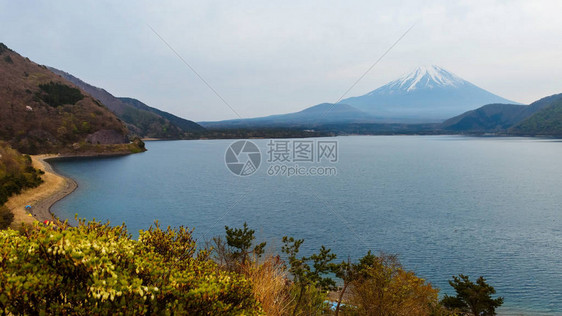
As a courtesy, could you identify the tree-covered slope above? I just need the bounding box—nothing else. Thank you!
[441,103,526,132]
[510,97,562,136]
[118,97,204,134]
[442,93,562,133]
[0,43,140,154]
[48,67,205,139]
[0,142,44,228]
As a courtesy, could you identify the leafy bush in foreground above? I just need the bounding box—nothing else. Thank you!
[0,219,261,315]
[0,217,503,315]
[213,224,455,316]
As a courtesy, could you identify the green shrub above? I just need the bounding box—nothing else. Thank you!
[3,55,13,64]
[80,121,91,133]
[0,219,261,315]
[441,274,503,315]
[36,81,83,107]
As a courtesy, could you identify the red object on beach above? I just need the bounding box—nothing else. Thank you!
[43,220,48,225]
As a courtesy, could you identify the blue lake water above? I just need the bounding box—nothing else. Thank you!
[50,136,562,315]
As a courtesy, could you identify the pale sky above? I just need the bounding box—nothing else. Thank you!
[2,0,562,121]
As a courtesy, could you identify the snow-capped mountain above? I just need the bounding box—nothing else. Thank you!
[341,65,519,122]
[382,65,465,92]
[201,65,520,128]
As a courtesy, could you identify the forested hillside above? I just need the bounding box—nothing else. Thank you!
[0,43,142,154]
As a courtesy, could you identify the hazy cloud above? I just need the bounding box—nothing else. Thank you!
[2,0,561,120]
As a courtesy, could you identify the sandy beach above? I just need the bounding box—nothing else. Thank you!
[6,155,77,228]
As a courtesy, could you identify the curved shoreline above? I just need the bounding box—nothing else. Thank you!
[32,156,78,221]
[6,151,139,227]
[7,155,78,227]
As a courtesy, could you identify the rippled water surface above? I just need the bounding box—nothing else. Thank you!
[51,136,562,315]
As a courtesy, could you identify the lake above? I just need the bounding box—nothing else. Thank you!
[50,136,562,315]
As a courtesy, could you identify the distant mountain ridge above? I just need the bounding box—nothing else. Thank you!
[48,67,205,138]
[199,103,375,128]
[340,65,519,122]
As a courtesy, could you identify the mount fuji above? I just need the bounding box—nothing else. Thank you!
[340,65,520,122]
[200,65,520,128]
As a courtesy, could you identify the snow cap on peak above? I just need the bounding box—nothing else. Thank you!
[390,65,466,92]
